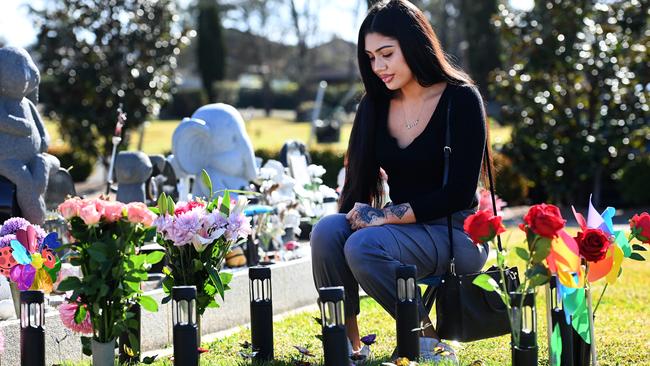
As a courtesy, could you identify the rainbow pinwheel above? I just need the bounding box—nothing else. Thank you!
[546,195,648,363]
[1,225,61,292]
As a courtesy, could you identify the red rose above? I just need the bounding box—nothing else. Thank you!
[463,209,506,244]
[575,228,611,262]
[174,200,206,216]
[522,204,565,238]
[630,212,650,244]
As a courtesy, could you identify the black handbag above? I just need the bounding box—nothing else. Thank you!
[434,88,520,342]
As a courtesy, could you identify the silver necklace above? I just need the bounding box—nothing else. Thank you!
[400,96,425,130]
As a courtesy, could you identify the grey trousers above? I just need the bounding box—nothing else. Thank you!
[311,213,488,321]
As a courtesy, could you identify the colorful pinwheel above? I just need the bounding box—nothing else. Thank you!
[1,225,61,292]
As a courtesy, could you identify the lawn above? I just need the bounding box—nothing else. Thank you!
[45,116,511,155]
[64,228,650,366]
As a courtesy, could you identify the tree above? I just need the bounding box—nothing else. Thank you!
[31,0,188,168]
[198,0,226,102]
[459,0,499,97]
[224,0,285,116]
[493,0,649,206]
[288,0,319,105]
[422,0,465,65]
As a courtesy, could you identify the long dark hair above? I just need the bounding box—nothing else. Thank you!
[340,0,486,213]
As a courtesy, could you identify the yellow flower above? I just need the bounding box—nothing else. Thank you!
[396,358,411,366]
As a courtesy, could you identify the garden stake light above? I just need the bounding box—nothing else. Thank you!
[318,286,348,366]
[249,266,274,361]
[396,264,419,360]
[511,291,538,366]
[548,276,574,366]
[118,303,141,364]
[172,286,199,366]
[20,290,45,366]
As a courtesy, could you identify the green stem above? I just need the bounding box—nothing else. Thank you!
[180,245,188,286]
[592,282,608,316]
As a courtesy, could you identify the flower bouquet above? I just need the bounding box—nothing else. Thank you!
[55,197,163,365]
[543,197,648,365]
[153,171,252,316]
[0,217,62,316]
[467,203,567,365]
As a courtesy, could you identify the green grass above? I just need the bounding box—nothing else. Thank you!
[45,116,511,155]
[63,228,650,365]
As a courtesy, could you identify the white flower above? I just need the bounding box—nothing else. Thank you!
[308,164,326,178]
[231,195,249,216]
[258,167,276,180]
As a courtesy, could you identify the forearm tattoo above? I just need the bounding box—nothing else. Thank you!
[357,206,385,223]
[387,204,409,219]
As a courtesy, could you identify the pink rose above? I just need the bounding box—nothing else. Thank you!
[58,197,83,219]
[103,201,125,222]
[79,203,102,225]
[126,202,156,227]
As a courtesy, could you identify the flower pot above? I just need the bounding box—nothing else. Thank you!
[92,338,116,366]
[245,237,260,266]
[573,328,591,366]
[510,291,538,366]
[548,275,575,366]
[10,282,20,318]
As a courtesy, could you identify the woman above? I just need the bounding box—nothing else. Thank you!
[310,0,491,363]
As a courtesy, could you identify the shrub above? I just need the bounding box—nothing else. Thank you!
[492,151,532,206]
[309,149,345,189]
[160,88,208,119]
[615,154,650,207]
[493,1,648,204]
[238,87,298,110]
[254,148,344,189]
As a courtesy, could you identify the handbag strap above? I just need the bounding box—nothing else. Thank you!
[443,86,502,275]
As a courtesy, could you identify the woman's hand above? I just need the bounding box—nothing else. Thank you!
[346,202,386,230]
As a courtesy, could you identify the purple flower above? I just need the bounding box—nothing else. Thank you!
[32,225,47,245]
[169,209,202,245]
[225,213,252,242]
[205,212,228,229]
[361,334,377,346]
[0,217,30,236]
[0,234,16,248]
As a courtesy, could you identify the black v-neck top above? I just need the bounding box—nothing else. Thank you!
[375,84,486,222]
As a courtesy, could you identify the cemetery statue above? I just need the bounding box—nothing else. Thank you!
[171,103,257,198]
[115,151,153,203]
[0,47,60,224]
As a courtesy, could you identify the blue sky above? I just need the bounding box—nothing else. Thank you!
[0,0,534,48]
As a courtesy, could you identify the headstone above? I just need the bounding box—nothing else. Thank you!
[279,140,311,167]
[115,151,153,203]
[0,46,60,224]
[44,168,76,210]
[0,277,15,320]
[146,154,179,204]
[171,103,257,198]
[0,175,20,223]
